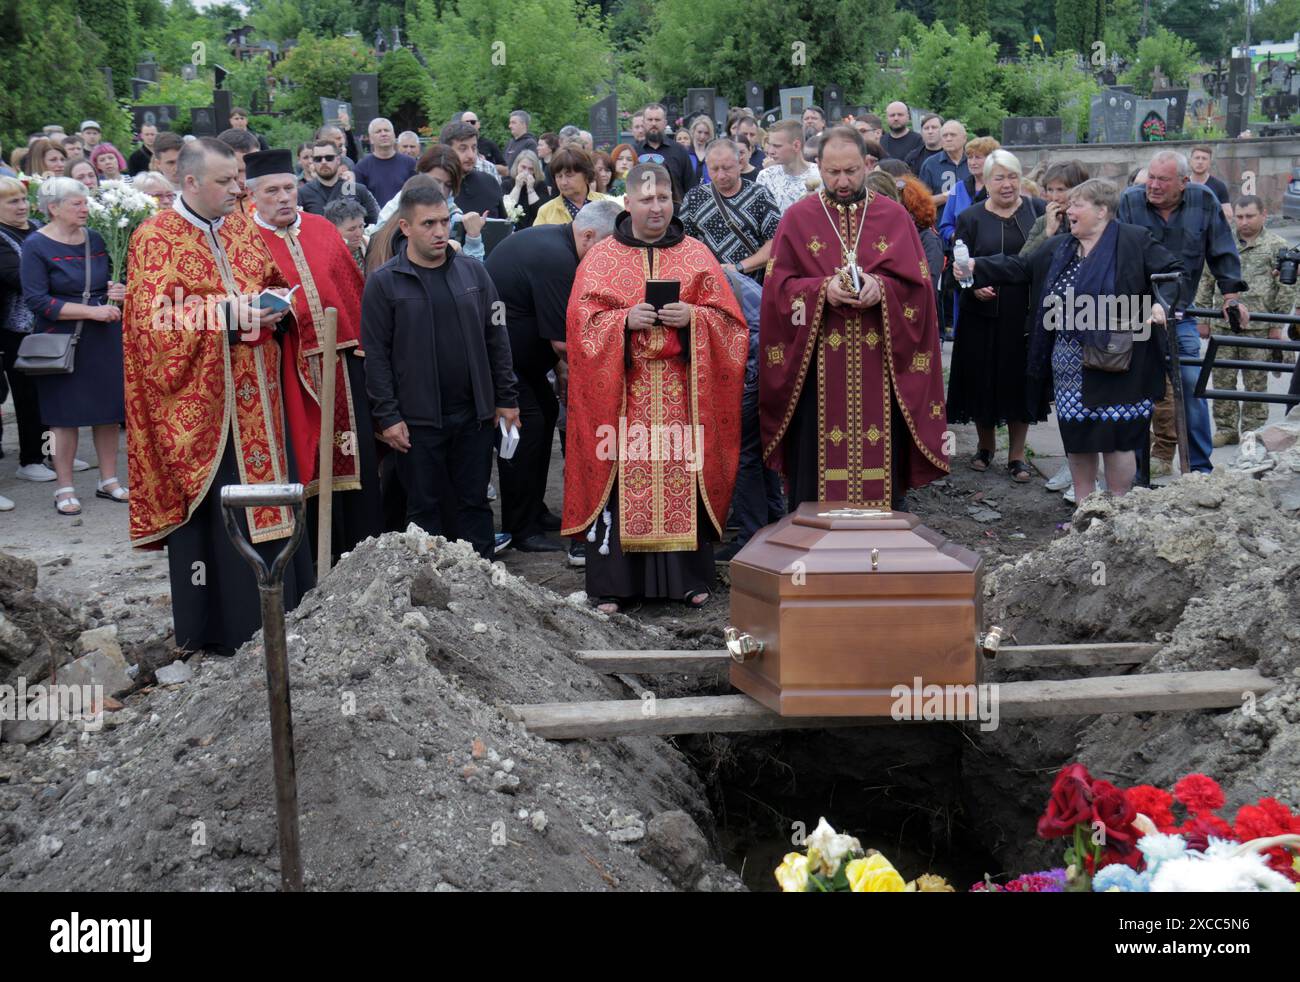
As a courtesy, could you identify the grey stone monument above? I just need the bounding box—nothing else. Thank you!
[1001,116,1063,145]
[779,85,815,120]
[589,92,618,150]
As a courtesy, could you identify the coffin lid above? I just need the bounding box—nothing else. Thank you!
[732,503,981,576]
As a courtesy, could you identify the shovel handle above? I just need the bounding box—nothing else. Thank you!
[221,483,308,587]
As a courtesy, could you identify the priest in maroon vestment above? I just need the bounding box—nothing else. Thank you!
[760,126,949,510]
[562,163,748,612]
[244,149,384,560]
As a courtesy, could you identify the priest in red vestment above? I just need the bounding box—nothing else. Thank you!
[123,137,314,655]
[761,126,949,510]
[562,163,748,612]
[245,149,384,561]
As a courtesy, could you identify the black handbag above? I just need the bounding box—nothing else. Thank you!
[15,236,90,376]
[1081,331,1134,373]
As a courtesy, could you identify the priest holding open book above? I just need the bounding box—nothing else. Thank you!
[562,163,748,613]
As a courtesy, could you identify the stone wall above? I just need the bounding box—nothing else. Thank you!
[1007,138,1300,214]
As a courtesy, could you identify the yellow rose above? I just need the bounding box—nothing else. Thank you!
[907,874,955,893]
[846,854,906,892]
[775,852,811,892]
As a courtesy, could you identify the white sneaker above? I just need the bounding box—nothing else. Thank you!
[72,457,91,472]
[15,462,56,482]
[0,494,13,511]
[1045,463,1072,492]
[1063,476,1106,505]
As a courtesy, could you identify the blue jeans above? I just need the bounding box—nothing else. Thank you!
[1176,318,1214,473]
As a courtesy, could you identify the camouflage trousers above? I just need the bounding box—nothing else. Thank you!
[1211,339,1273,434]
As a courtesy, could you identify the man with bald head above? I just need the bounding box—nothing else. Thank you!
[354,116,417,208]
[918,119,969,208]
[880,101,924,162]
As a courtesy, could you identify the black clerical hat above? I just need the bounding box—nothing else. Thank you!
[244,149,295,181]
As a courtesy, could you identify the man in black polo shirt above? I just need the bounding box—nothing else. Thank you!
[635,103,695,201]
[485,199,621,552]
[361,183,519,558]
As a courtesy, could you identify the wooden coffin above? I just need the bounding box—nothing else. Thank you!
[727,503,983,716]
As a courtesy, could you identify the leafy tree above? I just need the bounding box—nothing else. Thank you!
[378,46,435,132]
[635,0,899,115]
[408,0,614,142]
[1119,25,1200,94]
[79,0,142,98]
[0,0,132,151]
[130,73,213,133]
[1253,0,1300,42]
[957,0,989,34]
[1055,0,1105,54]
[1103,0,1143,60]
[249,0,305,41]
[227,54,274,116]
[902,21,1006,132]
[996,49,1100,135]
[273,32,378,125]
[1157,0,1240,61]
[138,0,230,74]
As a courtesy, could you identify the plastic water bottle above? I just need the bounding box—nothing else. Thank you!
[953,239,974,289]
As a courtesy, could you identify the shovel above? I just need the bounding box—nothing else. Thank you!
[221,483,307,892]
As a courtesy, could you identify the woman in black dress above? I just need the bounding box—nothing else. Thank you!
[947,149,1046,481]
[21,177,126,515]
[954,179,1181,500]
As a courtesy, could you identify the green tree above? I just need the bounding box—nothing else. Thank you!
[1055,0,1105,53]
[273,32,378,125]
[957,0,989,34]
[902,21,1005,132]
[635,0,899,116]
[378,46,435,132]
[1253,0,1300,42]
[996,49,1100,135]
[79,0,142,99]
[139,0,230,74]
[249,0,305,41]
[129,73,213,133]
[1103,0,1142,59]
[408,0,614,142]
[0,0,132,151]
[1119,25,1200,94]
[1158,0,1241,61]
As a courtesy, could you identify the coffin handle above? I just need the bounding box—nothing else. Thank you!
[979,625,1005,658]
[724,626,764,663]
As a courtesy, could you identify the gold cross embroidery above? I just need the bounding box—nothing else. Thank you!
[826,331,844,351]
[807,236,826,256]
[866,424,882,446]
[909,351,932,373]
[828,426,845,446]
[903,304,917,322]
[929,401,944,419]
[865,329,880,350]
[236,379,256,402]
[765,344,785,366]
[874,236,888,253]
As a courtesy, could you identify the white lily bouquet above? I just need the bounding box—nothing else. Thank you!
[86,180,161,292]
[504,198,526,226]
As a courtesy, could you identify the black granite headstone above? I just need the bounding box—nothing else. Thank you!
[132,105,178,132]
[589,92,618,150]
[350,73,380,135]
[824,84,844,123]
[1000,116,1063,145]
[1099,89,1137,143]
[136,62,158,83]
[190,107,217,138]
[320,98,352,127]
[686,88,715,119]
[1226,57,1253,138]
[744,81,765,114]
[1151,88,1188,134]
[213,89,232,133]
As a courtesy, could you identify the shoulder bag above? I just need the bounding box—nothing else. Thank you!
[15,235,91,375]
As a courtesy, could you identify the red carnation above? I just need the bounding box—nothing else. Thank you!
[1178,812,1237,852]
[1173,773,1225,815]
[1125,785,1176,829]
[1037,763,1095,839]
[1091,779,1140,851]
[1085,847,1143,874]
[1234,798,1300,882]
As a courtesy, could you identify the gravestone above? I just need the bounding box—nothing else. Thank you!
[1225,57,1253,138]
[759,108,781,129]
[320,97,352,127]
[779,85,815,120]
[131,105,178,132]
[181,64,197,82]
[130,78,152,101]
[350,73,380,135]
[1088,95,1104,143]
[1094,89,1137,143]
[1270,63,1290,91]
[714,95,729,130]
[589,92,618,150]
[744,81,765,114]
[190,107,217,137]
[685,88,715,119]
[213,89,232,133]
[1135,99,1169,141]
[1151,88,1188,134]
[1000,116,1063,145]
[1188,88,1212,124]
[910,107,927,132]
[662,94,682,123]
[824,84,844,123]
[135,62,158,83]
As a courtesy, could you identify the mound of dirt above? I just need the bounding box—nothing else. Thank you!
[0,552,88,689]
[968,467,1300,874]
[0,528,743,892]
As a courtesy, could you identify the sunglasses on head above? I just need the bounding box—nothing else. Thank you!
[312,154,337,162]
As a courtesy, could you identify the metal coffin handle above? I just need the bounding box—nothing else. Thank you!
[724,626,764,663]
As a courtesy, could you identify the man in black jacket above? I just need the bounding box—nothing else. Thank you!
[362,183,520,558]
[442,121,507,218]
[635,103,695,202]
[299,140,380,225]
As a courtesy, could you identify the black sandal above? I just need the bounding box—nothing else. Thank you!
[685,591,711,609]
[1008,460,1033,482]
[970,449,993,472]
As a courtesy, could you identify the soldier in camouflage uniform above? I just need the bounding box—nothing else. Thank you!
[1194,195,1298,444]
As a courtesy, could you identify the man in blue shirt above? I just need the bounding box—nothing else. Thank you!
[1117,149,1247,475]
[918,119,970,210]
[354,117,417,210]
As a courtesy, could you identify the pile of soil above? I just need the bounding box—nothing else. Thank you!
[0,529,742,891]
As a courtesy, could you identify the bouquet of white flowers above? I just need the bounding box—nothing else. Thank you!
[86,180,160,291]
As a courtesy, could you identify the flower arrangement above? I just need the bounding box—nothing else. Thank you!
[85,180,160,288]
[1029,763,1300,892]
[504,198,526,226]
[773,818,953,892]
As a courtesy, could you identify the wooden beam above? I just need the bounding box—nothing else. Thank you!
[574,649,731,674]
[991,642,1161,670]
[574,642,1161,676]
[510,670,1274,739]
